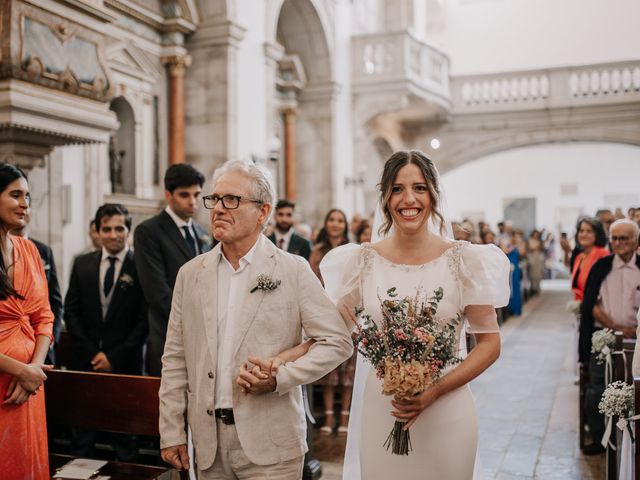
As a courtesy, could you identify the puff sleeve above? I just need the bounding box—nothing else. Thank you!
[319,243,363,331]
[458,243,511,333]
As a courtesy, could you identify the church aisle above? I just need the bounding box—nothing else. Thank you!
[473,284,604,479]
[315,284,605,479]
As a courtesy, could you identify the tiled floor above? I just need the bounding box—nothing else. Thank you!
[311,283,606,479]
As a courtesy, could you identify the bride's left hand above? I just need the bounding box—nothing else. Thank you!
[390,388,440,430]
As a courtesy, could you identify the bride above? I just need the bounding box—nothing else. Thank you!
[242,150,510,479]
[319,150,510,479]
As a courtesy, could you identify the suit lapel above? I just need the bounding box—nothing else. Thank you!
[88,252,102,320]
[232,237,278,357]
[160,211,193,259]
[198,247,220,363]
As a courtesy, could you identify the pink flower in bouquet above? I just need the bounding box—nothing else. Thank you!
[394,329,409,341]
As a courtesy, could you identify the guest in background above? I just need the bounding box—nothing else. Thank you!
[64,204,147,461]
[267,199,312,260]
[349,213,363,243]
[355,220,372,244]
[12,209,63,365]
[134,164,212,376]
[309,209,349,281]
[309,209,353,435]
[501,232,526,316]
[0,163,54,479]
[580,219,640,454]
[527,230,545,295]
[481,230,496,245]
[571,217,609,302]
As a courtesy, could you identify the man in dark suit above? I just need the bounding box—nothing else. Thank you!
[134,164,212,376]
[12,210,63,365]
[64,203,148,460]
[268,199,312,260]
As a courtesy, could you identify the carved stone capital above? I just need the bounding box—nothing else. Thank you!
[162,54,192,76]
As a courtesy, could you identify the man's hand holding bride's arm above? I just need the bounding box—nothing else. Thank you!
[236,339,316,394]
[391,305,501,430]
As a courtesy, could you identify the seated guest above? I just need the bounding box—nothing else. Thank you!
[64,203,147,461]
[268,199,312,260]
[12,209,63,365]
[580,219,640,454]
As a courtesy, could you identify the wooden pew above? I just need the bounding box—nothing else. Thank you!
[606,333,636,480]
[46,369,188,480]
[579,362,588,451]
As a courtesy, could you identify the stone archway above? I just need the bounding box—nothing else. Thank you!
[271,0,335,226]
[109,97,136,194]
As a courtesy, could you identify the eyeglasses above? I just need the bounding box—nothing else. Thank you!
[610,235,632,243]
[202,194,263,210]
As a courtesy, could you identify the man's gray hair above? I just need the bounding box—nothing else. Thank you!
[610,218,640,239]
[212,160,276,227]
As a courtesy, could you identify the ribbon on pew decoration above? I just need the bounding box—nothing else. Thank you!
[615,415,640,480]
[602,345,629,387]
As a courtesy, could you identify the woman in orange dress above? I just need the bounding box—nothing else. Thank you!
[0,163,54,480]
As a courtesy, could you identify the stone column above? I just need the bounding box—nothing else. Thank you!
[282,108,297,201]
[164,55,192,165]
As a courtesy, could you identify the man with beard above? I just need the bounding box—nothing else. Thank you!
[267,199,312,260]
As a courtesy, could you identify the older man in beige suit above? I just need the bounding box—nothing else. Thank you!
[159,160,353,479]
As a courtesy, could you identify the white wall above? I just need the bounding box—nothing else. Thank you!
[442,0,640,75]
[441,142,640,237]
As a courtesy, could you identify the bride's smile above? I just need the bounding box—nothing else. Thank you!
[389,163,432,233]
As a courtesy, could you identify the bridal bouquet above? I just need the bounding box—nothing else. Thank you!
[353,286,463,455]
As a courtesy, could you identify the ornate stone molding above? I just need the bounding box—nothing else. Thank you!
[0,1,115,101]
[188,19,246,50]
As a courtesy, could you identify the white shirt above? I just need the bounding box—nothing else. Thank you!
[165,206,198,252]
[214,235,261,408]
[600,254,640,328]
[274,229,293,252]
[99,246,129,318]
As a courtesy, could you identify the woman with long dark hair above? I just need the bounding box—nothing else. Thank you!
[0,164,54,479]
[309,209,353,434]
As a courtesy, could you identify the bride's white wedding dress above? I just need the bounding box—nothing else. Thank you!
[320,240,510,480]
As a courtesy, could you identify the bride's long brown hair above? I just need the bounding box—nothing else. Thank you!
[377,150,446,237]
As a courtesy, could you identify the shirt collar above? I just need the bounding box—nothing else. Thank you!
[275,229,293,243]
[217,235,262,271]
[613,253,638,270]
[165,205,193,229]
[101,245,129,263]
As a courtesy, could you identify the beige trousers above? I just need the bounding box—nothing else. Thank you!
[197,420,304,480]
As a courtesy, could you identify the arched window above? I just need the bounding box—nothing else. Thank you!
[108,97,136,194]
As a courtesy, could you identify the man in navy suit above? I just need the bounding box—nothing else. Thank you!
[134,164,213,376]
[268,199,312,260]
[64,203,148,460]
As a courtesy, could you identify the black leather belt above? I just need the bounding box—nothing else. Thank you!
[215,408,235,425]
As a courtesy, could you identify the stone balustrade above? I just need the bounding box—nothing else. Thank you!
[351,30,450,106]
[452,60,640,113]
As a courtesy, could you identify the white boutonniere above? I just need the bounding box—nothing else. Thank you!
[119,273,135,290]
[199,234,213,246]
[250,274,281,293]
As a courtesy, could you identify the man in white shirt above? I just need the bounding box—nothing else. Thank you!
[64,203,147,460]
[159,160,352,479]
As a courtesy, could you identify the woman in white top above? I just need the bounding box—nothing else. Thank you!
[319,151,510,479]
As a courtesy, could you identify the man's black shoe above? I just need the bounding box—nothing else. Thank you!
[582,443,606,455]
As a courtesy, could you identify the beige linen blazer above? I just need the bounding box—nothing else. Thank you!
[159,235,353,469]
